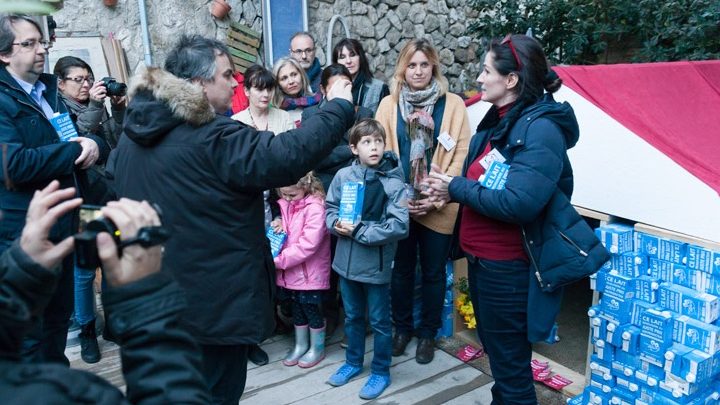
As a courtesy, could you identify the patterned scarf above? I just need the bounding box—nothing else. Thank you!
[280,92,322,111]
[399,80,440,191]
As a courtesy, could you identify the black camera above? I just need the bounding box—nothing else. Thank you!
[99,77,127,97]
[74,204,169,269]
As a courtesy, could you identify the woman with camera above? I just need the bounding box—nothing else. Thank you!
[54,56,127,364]
[54,56,126,148]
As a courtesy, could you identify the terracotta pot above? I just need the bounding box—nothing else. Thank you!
[103,0,118,6]
[210,0,232,19]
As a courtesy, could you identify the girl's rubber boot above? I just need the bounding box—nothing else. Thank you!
[298,326,325,368]
[282,324,309,366]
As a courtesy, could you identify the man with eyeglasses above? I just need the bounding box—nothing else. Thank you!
[0,14,109,366]
[289,31,321,93]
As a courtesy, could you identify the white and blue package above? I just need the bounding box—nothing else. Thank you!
[479,160,510,190]
[338,181,365,225]
[597,271,636,300]
[639,335,671,367]
[649,258,674,282]
[631,299,657,325]
[49,112,78,141]
[686,245,720,274]
[672,314,720,355]
[265,228,287,258]
[620,325,641,354]
[596,223,635,254]
[611,252,648,278]
[636,232,688,265]
[634,276,660,303]
[605,320,623,347]
[658,283,720,323]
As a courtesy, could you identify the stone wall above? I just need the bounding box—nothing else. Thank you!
[53,0,479,92]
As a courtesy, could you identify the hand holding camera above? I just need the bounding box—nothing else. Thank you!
[88,76,127,106]
[95,199,166,287]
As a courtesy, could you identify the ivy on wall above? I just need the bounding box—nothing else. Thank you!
[467,0,720,64]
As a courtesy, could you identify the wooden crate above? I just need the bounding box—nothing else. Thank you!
[226,22,261,73]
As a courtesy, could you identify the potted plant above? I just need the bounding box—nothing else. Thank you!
[210,0,231,19]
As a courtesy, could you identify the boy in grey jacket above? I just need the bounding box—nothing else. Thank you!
[325,119,409,400]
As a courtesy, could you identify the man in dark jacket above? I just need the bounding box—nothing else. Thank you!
[106,35,354,404]
[0,14,109,365]
[0,180,209,404]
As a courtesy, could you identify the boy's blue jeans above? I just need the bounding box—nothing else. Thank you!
[339,276,392,376]
[74,266,96,326]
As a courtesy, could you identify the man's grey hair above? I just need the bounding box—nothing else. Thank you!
[289,31,315,47]
[0,14,43,61]
[164,35,233,81]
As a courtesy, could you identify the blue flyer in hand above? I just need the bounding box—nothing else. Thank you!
[266,227,287,258]
[49,112,78,142]
[480,161,510,190]
[338,181,365,225]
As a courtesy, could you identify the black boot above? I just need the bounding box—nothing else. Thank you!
[79,319,101,364]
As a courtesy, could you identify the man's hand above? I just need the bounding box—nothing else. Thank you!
[71,137,100,169]
[20,180,82,270]
[333,221,355,237]
[97,199,163,287]
[325,77,353,104]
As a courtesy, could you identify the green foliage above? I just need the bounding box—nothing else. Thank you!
[467,0,720,64]
[0,0,61,14]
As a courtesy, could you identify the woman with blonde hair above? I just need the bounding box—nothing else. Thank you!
[273,57,321,127]
[375,38,470,364]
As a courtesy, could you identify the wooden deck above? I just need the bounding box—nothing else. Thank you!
[67,332,496,404]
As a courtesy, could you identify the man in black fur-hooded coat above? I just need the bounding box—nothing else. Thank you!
[106,35,354,403]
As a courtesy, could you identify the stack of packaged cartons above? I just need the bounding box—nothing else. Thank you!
[569,223,720,404]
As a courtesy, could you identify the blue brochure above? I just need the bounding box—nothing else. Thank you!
[266,227,286,258]
[49,113,78,142]
[338,181,365,225]
[480,161,510,190]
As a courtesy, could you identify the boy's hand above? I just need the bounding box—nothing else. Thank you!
[333,221,355,237]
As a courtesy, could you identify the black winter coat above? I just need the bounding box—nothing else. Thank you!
[449,94,608,342]
[0,242,209,404]
[0,68,109,245]
[302,101,373,192]
[107,67,354,345]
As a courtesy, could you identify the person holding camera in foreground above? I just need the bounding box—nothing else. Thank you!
[0,180,210,404]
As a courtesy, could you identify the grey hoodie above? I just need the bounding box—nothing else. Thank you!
[325,151,409,284]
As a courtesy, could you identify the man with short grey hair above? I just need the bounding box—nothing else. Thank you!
[108,34,354,404]
[289,31,322,93]
[0,14,108,365]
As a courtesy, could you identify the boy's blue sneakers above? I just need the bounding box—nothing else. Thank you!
[359,373,391,400]
[327,363,363,387]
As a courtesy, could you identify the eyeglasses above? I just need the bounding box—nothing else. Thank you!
[65,76,94,85]
[501,34,523,70]
[291,47,315,56]
[12,39,52,51]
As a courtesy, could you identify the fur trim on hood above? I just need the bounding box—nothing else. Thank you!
[128,66,216,126]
